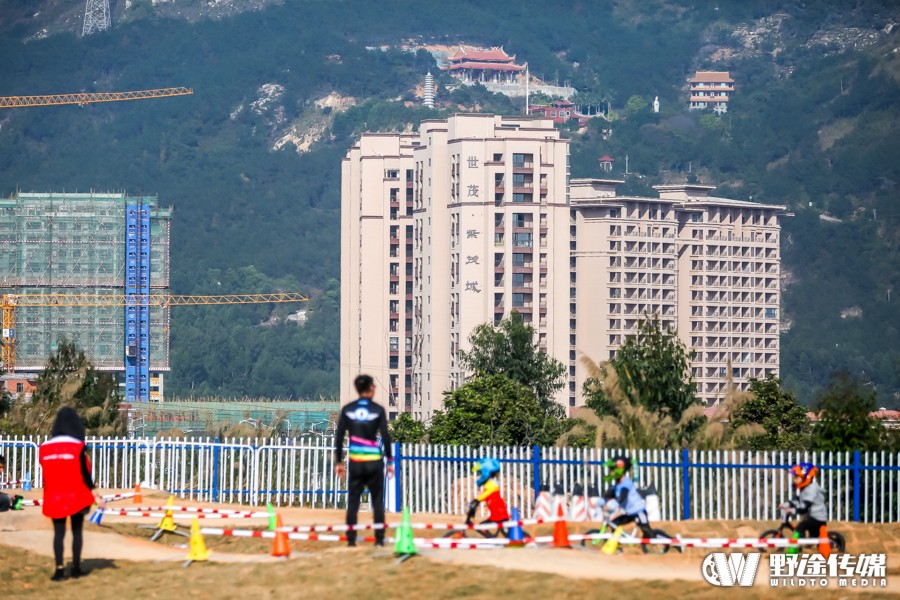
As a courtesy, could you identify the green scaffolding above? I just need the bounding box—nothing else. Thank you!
[0,192,171,372]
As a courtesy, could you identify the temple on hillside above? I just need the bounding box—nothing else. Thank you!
[443,46,526,84]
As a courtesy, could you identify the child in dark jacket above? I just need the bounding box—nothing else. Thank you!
[39,407,96,581]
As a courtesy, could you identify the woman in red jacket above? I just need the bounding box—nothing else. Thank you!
[39,407,95,581]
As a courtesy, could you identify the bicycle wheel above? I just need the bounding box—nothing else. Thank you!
[579,528,604,549]
[641,528,672,555]
[828,531,846,553]
[759,528,785,553]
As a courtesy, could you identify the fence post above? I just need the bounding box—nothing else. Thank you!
[681,448,691,520]
[532,445,542,501]
[852,450,861,523]
[393,442,402,513]
[212,437,221,503]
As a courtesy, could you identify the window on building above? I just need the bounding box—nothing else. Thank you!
[512,273,526,288]
[494,232,504,246]
[512,153,532,168]
[513,233,533,247]
[389,337,399,352]
[512,193,532,203]
[389,356,399,369]
[385,169,399,179]
[493,153,503,162]
[765,307,777,319]
[512,253,527,267]
[512,293,527,307]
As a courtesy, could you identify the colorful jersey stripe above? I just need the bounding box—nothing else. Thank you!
[348,435,383,462]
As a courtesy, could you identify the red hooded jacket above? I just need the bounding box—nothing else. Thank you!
[39,436,95,519]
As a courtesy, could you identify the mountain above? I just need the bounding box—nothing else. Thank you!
[0,0,898,406]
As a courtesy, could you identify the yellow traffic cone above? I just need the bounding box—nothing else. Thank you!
[157,495,177,533]
[185,517,210,564]
[601,526,625,555]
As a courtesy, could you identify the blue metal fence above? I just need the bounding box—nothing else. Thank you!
[3,436,899,523]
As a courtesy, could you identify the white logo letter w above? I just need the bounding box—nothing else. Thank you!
[701,553,761,587]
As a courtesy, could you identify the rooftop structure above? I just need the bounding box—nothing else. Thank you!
[689,71,735,114]
[443,46,526,84]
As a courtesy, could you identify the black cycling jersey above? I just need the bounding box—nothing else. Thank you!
[335,398,393,463]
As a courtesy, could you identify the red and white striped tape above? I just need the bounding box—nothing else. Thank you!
[278,517,551,533]
[121,505,257,515]
[191,525,829,549]
[99,509,269,520]
[0,480,28,489]
[21,491,135,507]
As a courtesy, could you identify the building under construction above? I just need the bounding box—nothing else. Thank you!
[0,192,171,399]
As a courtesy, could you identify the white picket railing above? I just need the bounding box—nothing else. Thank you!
[2,436,898,523]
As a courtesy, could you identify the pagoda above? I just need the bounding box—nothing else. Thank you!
[443,46,526,84]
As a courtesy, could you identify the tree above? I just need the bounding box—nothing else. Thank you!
[390,413,427,444]
[563,362,762,450]
[0,339,124,436]
[459,311,566,418]
[428,374,562,446]
[586,316,698,421]
[730,374,810,450]
[625,95,648,114]
[811,371,883,451]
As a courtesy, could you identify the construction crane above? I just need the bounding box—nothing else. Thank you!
[1,291,308,401]
[0,87,193,109]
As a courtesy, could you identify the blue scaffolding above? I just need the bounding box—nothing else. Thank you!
[125,202,151,403]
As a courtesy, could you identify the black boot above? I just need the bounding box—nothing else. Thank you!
[51,567,66,582]
[71,564,87,578]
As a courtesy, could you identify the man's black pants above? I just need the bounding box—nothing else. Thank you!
[346,460,385,544]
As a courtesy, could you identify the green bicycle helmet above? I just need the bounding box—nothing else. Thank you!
[603,456,632,483]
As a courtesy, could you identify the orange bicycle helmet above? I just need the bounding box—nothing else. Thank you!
[789,463,818,489]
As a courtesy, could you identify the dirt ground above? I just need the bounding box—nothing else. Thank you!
[1,488,898,599]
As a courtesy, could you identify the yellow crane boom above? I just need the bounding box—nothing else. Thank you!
[1,291,308,372]
[0,87,193,108]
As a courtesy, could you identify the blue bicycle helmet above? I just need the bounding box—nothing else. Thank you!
[473,457,501,486]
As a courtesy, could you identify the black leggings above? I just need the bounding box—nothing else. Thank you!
[52,513,85,569]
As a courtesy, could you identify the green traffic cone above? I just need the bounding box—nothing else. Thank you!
[786,530,800,555]
[267,502,276,531]
[393,507,417,557]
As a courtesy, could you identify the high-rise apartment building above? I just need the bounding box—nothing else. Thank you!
[0,192,171,400]
[342,115,571,418]
[342,116,786,417]
[340,133,418,415]
[412,115,572,417]
[570,180,785,406]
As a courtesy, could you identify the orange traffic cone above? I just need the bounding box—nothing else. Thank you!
[552,502,571,548]
[818,525,831,559]
[133,484,142,504]
[271,514,290,558]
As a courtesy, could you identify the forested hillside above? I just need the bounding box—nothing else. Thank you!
[0,0,897,405]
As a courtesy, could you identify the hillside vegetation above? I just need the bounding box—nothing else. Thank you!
[0,0,897,405]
